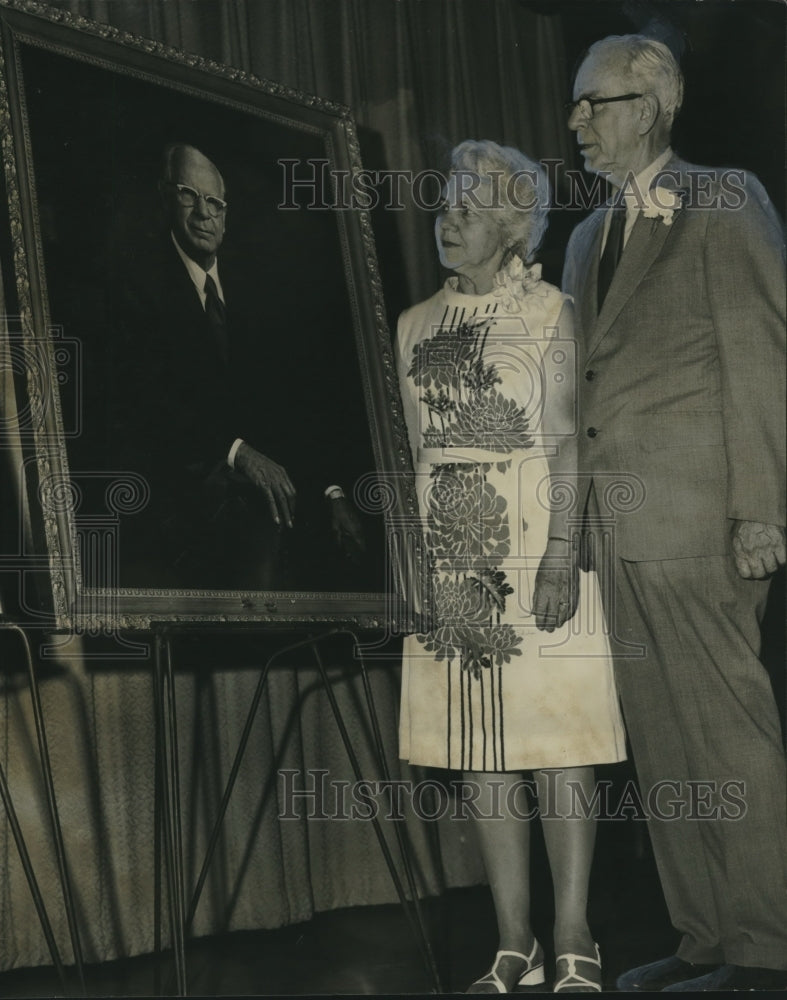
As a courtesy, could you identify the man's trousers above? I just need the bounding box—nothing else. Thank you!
[607,554,787,969]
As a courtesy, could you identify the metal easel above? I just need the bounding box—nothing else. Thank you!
[149,623,443,996]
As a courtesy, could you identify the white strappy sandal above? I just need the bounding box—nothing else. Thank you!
[553,943,602,992]
[468,940,545,993]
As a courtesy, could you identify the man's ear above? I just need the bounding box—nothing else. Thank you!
[637,93,661,135]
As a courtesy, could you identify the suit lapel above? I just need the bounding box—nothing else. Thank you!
[585,155,689,360]
[164,241,232,370]
[574,211,605,344]
[587,210,675,358]
[160,242,209,328]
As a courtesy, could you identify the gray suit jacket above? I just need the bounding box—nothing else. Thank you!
[563,157,786,561]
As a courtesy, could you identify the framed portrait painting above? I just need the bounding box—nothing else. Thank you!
[0,0,421,631]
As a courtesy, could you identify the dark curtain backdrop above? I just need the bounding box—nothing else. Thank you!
[66,0,574,317]
[0,0,572,972]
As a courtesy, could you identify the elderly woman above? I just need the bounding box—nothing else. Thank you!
[396,140,626,993]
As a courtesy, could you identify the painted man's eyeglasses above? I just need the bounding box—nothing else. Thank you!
[165,182,227,216]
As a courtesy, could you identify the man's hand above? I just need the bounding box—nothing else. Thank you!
[731,520,786,579]
[234,441,296,528]
[533,538,579,632]
[330,497,366,564]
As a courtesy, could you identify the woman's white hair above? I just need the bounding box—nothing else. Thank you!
[586,34,684,128]
[449,139,550,262]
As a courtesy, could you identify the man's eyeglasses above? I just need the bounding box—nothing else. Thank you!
[165,182,227,216]
[564,93,644,120]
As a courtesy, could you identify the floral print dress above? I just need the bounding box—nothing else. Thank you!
[397,266,626,771]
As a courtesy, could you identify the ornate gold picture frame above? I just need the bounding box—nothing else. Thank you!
[0,0,419,631]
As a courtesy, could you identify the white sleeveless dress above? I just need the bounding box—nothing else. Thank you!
[397,267,626,772]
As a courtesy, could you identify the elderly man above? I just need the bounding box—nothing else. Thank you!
[562,36,787,991]
[108,143,363,588]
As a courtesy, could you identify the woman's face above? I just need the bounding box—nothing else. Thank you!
[435,173,505,288]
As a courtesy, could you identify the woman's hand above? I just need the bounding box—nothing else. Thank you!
[533,537,579,632]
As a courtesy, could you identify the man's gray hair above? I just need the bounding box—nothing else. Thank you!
[449,139,550,263]
[587,34,684,128]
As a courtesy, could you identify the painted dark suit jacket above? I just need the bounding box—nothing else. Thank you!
[562,159,786,561]
[103,234,378,590]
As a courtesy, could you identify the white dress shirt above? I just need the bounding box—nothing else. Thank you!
[602,147,674,252]
[170,233,242,464]
[169,236,339,494]
[171,232,225,305]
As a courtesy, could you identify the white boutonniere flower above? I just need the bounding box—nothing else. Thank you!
[492,256,547,313]
[643,186,684,226]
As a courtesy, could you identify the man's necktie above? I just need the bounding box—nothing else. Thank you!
[597,203,626,312]
[203,272,228,363]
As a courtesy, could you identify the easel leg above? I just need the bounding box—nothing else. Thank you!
[153,631,187,995]
[0,755,69,992]
[184,645,280,931]
[311,634,442,992]
[348,631,443,992]
[3,623,85,994]
[153,704,163,996]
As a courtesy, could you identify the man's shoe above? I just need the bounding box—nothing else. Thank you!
[662,964,787,991]
[615,955,718,991]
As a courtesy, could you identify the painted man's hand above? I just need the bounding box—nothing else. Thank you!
[330,497,366,564]
[234,442,296,527]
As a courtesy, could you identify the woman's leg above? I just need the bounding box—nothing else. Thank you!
[464,770,542,992]
[533,765,597,958]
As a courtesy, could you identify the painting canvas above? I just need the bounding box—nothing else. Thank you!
[0,1,420,630]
